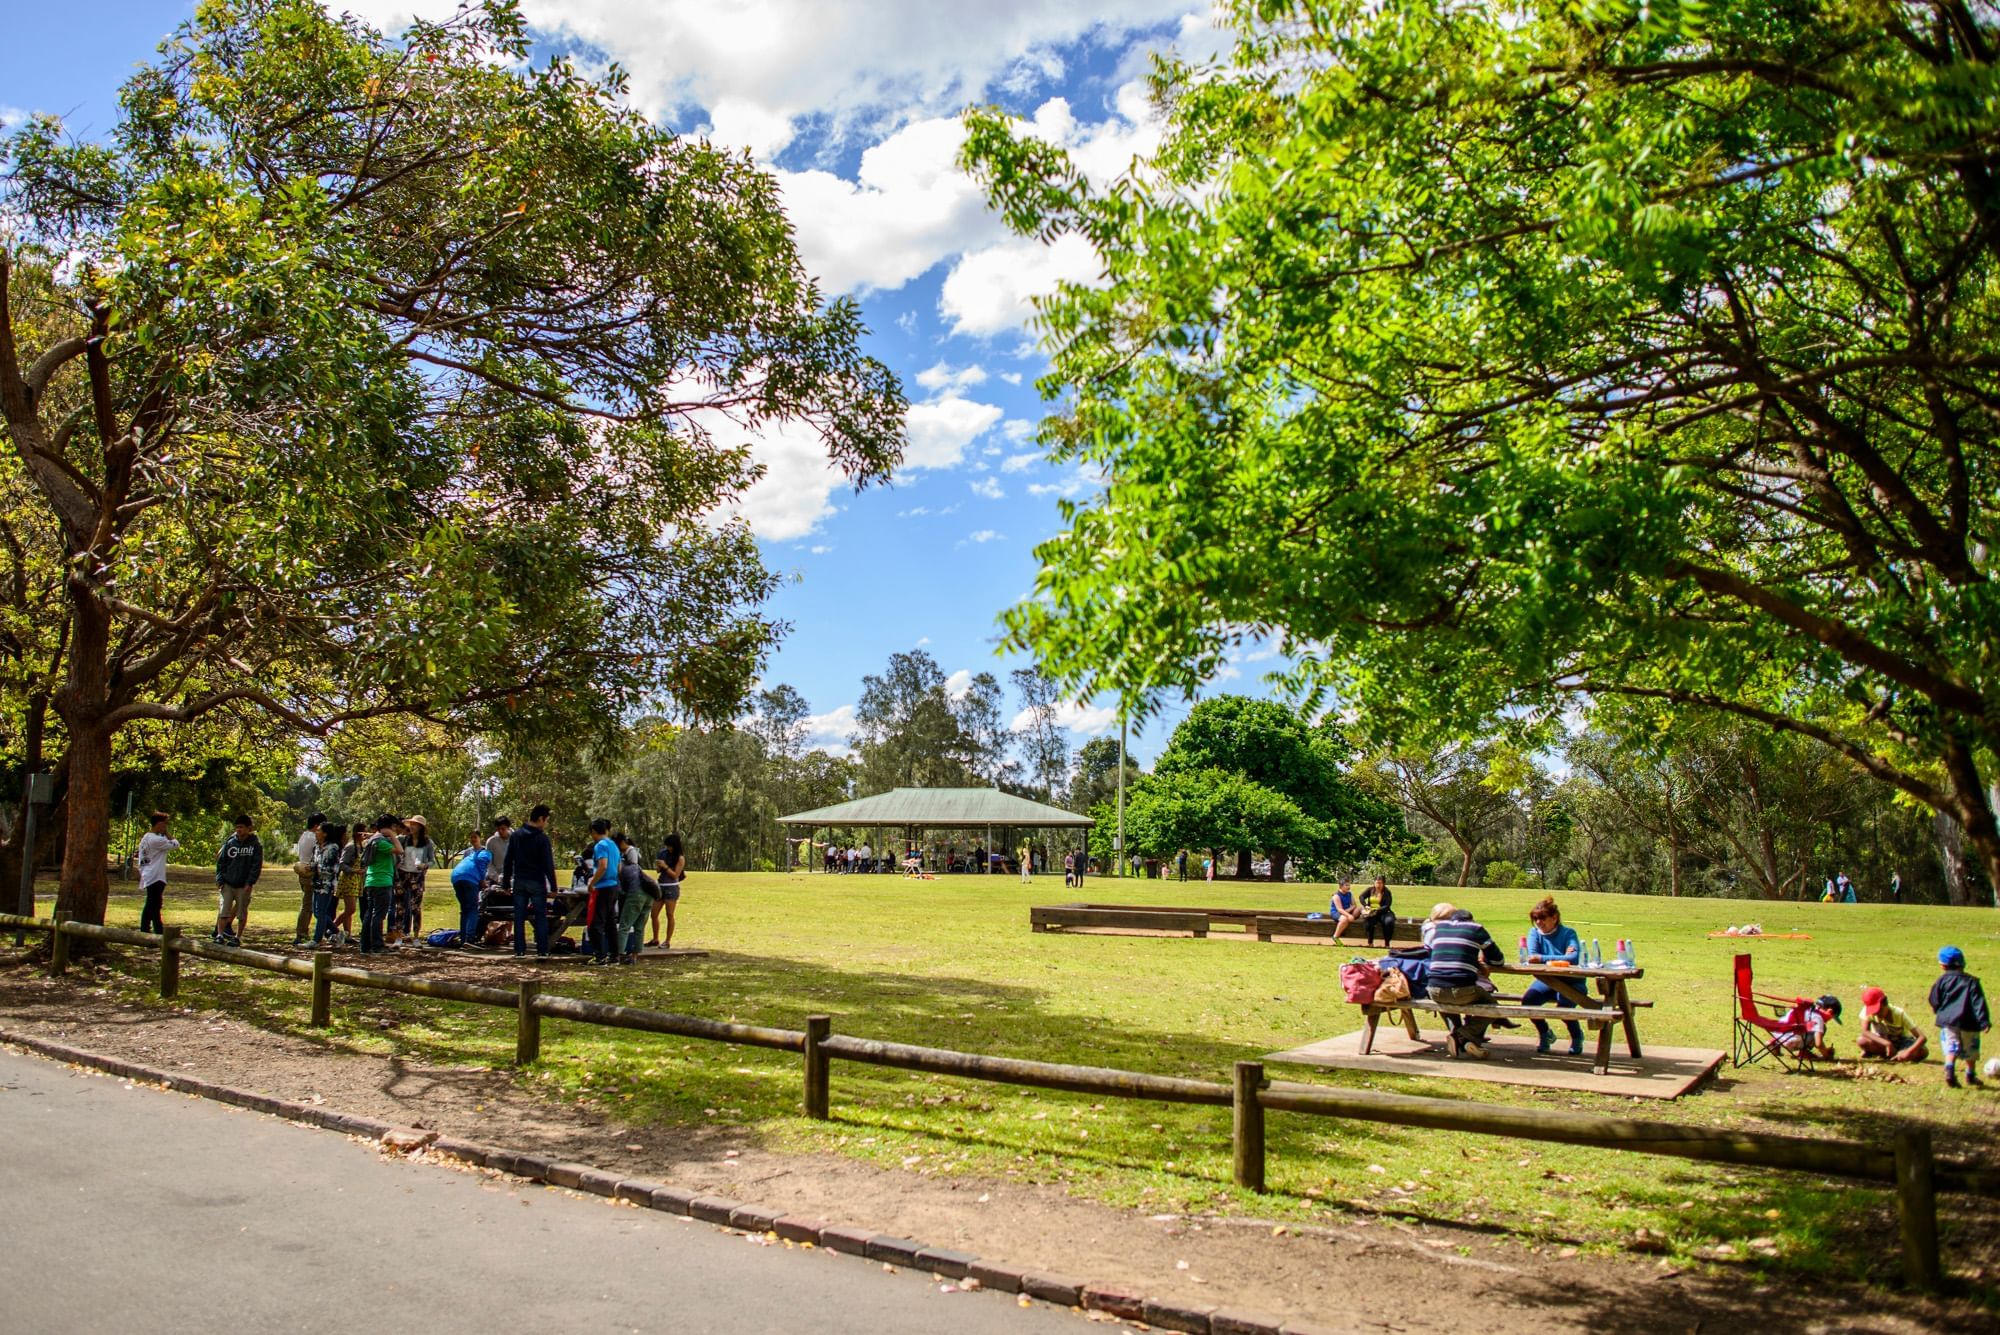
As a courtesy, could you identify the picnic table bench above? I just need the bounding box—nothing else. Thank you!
[1357,962,1647,1076]
[1359,995,1628,1075]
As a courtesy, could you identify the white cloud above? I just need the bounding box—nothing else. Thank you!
[772,116,1003,294]
[916,361,989,394]
[957,528,1005,547]
[804,702,858,757]
[1010,700,1118,736]
[904,394,1005,470]
[916,635,931,646]
[808,544,834,555]
[1002,419,1037,444]
[969,476,1006,500]
[944,669,975,699]
[897,505,932,518]
[1027,465,1098,499]
[682,402,848,541]
[1000,453,1039,474]
[0,107,30,131]
[939,230,1101,337]
[1000,371,1024,385]
[1212,663,1243,683]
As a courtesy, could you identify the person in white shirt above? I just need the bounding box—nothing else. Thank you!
[136,811,180,935]
[484,817,512,885]
[291,814,324,947]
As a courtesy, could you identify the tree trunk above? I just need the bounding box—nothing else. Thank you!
[1234,848,1253,879]
[1936,809,1975,906]
[1455,835,1474,887]
[1269,851,1288,883]
[53,593,113,927]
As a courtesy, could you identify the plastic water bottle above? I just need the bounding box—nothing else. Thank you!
[1518,935,1528,964]
[1625,938,1637,968]
[1589,938,1601,968]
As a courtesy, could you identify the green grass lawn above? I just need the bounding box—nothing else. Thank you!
[39,871,2000,1292]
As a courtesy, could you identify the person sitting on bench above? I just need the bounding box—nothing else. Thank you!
[1329,880,1364,943]
[1359,876,1396,947]
[1429,908,1505,1060]
[1522,896,1585,1056]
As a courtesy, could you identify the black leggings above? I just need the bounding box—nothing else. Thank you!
[140,881,166,935]
[1365,909,1396,947]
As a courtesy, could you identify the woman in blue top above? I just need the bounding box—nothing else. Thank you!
[1329,880,1362,943]
[1522,896,1584,1055]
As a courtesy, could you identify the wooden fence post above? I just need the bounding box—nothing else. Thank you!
[310,949,332,1028]
[160,926,181,1000]
[1894,1126,1940,1291]
[1233,1060,1266,1192]
[516,980,541,1065]
[49,919,68,977]
[804,1014,831,1119]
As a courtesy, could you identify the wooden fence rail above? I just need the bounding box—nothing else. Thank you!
[3,912,1981,1291]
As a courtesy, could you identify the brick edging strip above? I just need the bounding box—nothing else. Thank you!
[0,1029,1321,1334]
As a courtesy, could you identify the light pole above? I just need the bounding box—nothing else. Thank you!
[1115,713,1127,878]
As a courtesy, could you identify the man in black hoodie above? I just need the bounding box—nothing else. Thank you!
[214,815,264,945]
[503,805,557,958]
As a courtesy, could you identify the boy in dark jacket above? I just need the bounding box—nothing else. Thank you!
[213,815,264,945]
[1929,945,1992,1088]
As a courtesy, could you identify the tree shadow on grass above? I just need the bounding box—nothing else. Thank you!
[15,939,1997,1312]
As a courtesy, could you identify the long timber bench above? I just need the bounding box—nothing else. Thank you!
[1359,997,1627,1074]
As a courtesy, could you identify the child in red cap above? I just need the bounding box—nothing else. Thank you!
[1855,986,1927,1063]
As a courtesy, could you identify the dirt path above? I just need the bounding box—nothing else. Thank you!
[0,958,1984,1333]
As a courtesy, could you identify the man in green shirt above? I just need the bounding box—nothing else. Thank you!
[1858,986,1928,1062]
[359,815,402,955]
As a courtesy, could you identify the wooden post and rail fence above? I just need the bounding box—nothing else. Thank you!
[6,911,1983,1291]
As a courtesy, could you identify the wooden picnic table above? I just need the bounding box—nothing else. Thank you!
[1490,962,1645,1058]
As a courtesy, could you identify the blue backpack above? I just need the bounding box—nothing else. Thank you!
[425,928,460,948]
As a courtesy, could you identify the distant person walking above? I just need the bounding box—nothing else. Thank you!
[1891,870,1903,904]
[1018,843,1032,883]
[291,813,324,947]
[503,805,557,958]
[1176,849,1188,882]
[213,815,263,945]
[136,811,179,935]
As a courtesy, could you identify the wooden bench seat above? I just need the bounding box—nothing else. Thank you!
[1030,906,1210,936]
[1256,914,1423,945]
[1359,997,1626,1074]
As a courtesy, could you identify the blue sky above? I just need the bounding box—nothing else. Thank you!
[2,1,1254,764]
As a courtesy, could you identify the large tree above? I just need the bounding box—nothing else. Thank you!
[2,0,902,925]
[967,0,2000,895]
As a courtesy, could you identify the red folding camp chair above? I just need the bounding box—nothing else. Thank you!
[1730,953,1822,1072]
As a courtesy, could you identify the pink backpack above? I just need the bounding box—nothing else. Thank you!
[1340,959,1383,1004]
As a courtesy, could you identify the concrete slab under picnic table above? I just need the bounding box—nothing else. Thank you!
[1265,1028,1725,1099]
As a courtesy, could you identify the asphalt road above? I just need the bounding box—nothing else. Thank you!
[0,1048,1083,1334]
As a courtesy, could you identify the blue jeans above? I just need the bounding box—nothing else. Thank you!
[512,884,549,956]
[311,891,336,945]
[453,877,482,944]
[360,885,391,952]
[1522,979,1582,1045]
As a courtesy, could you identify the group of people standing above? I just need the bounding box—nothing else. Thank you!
[131,806,687,962]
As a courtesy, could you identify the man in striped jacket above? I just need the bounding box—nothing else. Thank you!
[1428,910,1504,1059]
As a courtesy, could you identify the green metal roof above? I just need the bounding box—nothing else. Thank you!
[777,787,1094,828]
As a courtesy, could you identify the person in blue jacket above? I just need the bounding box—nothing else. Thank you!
[450,842,493,947]
[1521,896,1584,1055]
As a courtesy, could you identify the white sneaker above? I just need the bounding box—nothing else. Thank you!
[1462,1041,1489,1060]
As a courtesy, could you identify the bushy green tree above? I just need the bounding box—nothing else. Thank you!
[2,0,902,924]
[966,0,2000,896]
